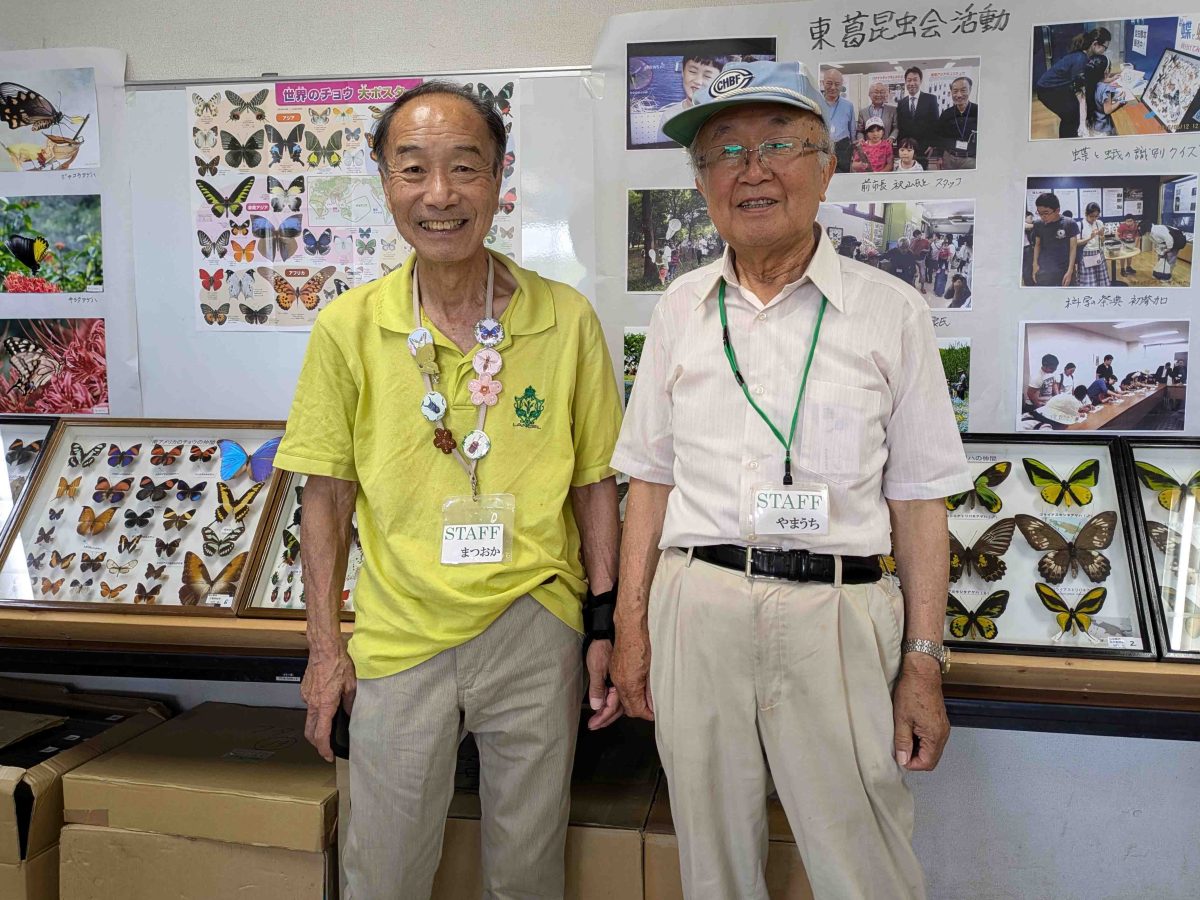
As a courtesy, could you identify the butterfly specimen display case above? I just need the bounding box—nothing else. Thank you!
[945,435,1155,660]
[1125,439,1200,662]
[0,416,56,540]
[238,471,361,620]
[0,419,284,615]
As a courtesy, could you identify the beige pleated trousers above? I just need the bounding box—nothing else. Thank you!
[649,548,927,900]
[343,594,583,900]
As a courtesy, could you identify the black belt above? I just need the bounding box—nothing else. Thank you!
[688,545,883,584]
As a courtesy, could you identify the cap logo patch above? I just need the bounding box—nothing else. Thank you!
[710,69,754,96]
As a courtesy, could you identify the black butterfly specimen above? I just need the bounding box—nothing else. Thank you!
[1015,512,1117,585]
[948,518,1016,583]
[264,124,305,166]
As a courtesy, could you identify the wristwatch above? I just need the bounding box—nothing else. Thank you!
[901,639,951,675]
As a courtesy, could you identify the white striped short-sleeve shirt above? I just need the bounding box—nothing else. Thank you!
[611,232,971,556]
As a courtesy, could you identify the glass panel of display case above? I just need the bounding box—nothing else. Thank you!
[0,420,284,615]
[0,417,56,536]
[942,435,1153,658]
[1126,439,1200,659]
[237,471,360,620]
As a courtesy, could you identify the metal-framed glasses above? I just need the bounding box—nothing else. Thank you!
[697,136,830,172]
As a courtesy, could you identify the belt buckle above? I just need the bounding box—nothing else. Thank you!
[745,546,786,580]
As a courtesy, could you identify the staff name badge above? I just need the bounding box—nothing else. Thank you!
[440,492,515,565]
[441,523,505,565]
[752,484,830,536]
[955,140,970,151]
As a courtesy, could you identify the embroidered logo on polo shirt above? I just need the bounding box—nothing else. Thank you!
[513,386,545,428]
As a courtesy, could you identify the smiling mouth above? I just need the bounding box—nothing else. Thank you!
[420,219,467,232]
[739,199,777,209]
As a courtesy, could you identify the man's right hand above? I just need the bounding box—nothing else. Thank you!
[301,648,357,763]
[611,619,654,721]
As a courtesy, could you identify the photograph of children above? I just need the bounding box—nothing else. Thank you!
[0,194,103,294]
[1023,175,1195,288]
[818,58,980,173]
[626,38,776,149]
[1031,17,1200,139]
[0,318,107,414]
[938,337,970,432]
[624,327,647,405]
[0,67,99,171]
[1018,320,1188,432]
[818,199,974,309]
[627,188,722,292]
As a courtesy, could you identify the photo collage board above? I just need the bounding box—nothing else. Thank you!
[186,75,521,331]
[595,2,1200,444]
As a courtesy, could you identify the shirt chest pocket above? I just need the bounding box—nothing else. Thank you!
[796,380,881,483]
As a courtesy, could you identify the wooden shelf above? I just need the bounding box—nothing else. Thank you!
[945,651,1200,700]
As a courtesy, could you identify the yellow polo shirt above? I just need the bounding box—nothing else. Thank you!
[275,251,622,679]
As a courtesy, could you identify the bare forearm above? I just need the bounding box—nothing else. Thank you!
[888,497,949,644]
[569,476,619,594]
[300,475,357,656]
[615,479,671,631]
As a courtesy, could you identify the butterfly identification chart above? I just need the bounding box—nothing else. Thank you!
[186,75,521,331]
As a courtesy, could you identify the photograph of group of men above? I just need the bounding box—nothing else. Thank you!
[1032,16,1200,140]
[1023,175,1196,288]
[817,58,980,173]
[1019,320,1189,431]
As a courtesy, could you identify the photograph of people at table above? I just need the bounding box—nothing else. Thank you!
[1018,320,1188,432]
[818,199,974,308]
[1024,175,1196,288]
[819,57,979,173]
[1032,16,1200,139]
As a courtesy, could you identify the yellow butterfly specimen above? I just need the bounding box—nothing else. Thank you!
[56,475,82,498]
[77,505,118,537]
[1134,461,1200,512]
[178,551,248,606]
[1035,583,1107,636]
[214,481,265,524]
[1021,458,1099,508]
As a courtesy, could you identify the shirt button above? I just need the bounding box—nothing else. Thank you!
[748,459,759,469]
[757,312,768,321]
[752,384,765,395]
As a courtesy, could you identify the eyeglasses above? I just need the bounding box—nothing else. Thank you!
[697,136,830,173]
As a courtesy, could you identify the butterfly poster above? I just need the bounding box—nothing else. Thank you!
[0,422,283,614]
[186,74,521,330]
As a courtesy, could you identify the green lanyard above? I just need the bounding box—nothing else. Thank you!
[718,278,827,486]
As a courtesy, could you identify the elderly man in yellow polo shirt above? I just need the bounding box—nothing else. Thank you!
[275,81,624,899]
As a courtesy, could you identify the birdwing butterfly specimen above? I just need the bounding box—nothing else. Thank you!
[1015,512,1117,585]
[155,537,181,558]
[220,128,264,169]
[303,227,332,256]
[264,124,305,166]
[214,481,265,523]
[134,583,163,604]
[218,438,281,482]
[151,443,184,466]
[195,155,218,177]
[230,240,256,263]
[56,475,82,498]
[1035,583,1107,637]
[136,476,177,502]
[69,442,103,468]
[196,176,255,218]
[77,506,117,536]
[191,92,220,118]
[193,126,218,150]
[162,507,196,531]
[268,175,305,212]
[202,303,230,326]
[92,477,133,504]
[6,438,42,465]
[202,523,245,557]
[250,214,303,262]
[497,188,516,214]
[198,268,225,291]
[1021,458,1099,508]
[258,266,336,311]
[948,518,1016,583]
[197,229,230,259]
[1144,520,1200,557]
[3,337,62,394]
[226,269,256,300]
[178,551,249,606]
[124,508,153,529]
[240,304,271,324]
[304,130,343,168]
[225,88,268,122]
[1134,461,1200,512]
[4,234,49,273]
[108,444,141,467]
[945,461,1011,514]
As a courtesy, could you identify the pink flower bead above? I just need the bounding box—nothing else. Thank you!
[468,373,503,407]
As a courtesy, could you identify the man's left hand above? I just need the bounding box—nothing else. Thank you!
[892,654,950,771]
[585,638,623,731]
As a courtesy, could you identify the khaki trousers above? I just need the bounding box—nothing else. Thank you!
[343,594,584,900]
[649,549,926,900]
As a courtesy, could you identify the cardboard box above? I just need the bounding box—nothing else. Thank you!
[643,783,814,900]
[59,824,332,900]
[0,705,166,867]
[63,702,336,853]
[0,841,58,900]
[0,678,170,721]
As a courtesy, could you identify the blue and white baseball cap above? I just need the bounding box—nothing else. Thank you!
[661,60,828,147]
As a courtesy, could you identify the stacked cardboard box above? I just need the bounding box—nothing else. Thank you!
[0,678,168,900]
[60,702,338,900]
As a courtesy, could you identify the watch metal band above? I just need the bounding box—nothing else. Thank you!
[901,638,948,673]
